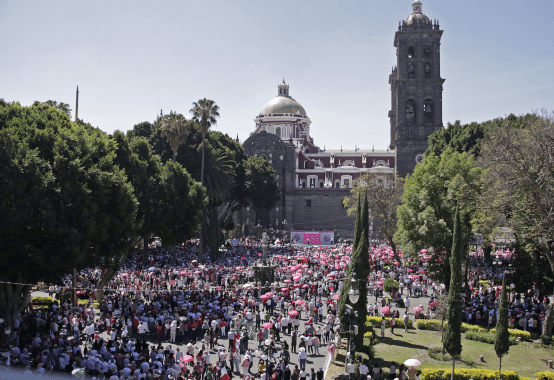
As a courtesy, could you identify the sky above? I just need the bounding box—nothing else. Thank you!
[1,0,553,150]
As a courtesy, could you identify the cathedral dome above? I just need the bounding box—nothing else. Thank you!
[406,0,431,25]
[259,96,306,116]
[259,80,307,116]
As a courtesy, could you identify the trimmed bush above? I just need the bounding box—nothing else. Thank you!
[417,319,443,331]
[465,330,517,346]
[535,372,554,380]
[421,368,518,380]
[384,278,399,293]
[366,316,414,329]
[427,346,456,361]
[489,327,532,341]
[31,297,54,305]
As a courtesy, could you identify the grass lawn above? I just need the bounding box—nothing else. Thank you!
[370,329,553,378]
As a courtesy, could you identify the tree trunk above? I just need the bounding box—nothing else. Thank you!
[0,281,31,330]
[543,303,554,337]
[451,358,456,380]
[498,355,502,380]
[199,138,206,262]
[173,150,176,163]
[483,244,493,265]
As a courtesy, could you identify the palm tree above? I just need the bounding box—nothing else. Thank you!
[160,111,190,163]
[190,99,220,260]
[190,99,220,185]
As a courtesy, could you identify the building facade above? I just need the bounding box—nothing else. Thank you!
[240,1,443,238]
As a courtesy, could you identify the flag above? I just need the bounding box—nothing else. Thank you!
[220,367,230,380]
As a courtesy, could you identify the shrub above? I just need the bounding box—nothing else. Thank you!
[421,368,518,380]
[535,372,554,380]
[364,331,373,338]
[489,327,532,341]
[31,297,54,305]
[465,330,517,346]
[417,319,443,331]
[384,278,399,293]
[427,346,455,361]
[366,316,414,329]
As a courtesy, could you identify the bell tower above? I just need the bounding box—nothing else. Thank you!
[389,0,444,177]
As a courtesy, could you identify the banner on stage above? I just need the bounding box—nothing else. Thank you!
[290,231,335,245]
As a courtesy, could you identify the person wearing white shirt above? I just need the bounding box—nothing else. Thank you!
[359,363,369,380]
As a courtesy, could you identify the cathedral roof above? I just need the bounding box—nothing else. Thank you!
[259,80,307,116]
[406,0,431,25]
[259,96,306,116]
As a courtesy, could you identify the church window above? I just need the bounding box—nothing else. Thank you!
[407,46,415,59]
[319,180,324,188]
[406,99,416,123]
[424,99,433,123]
[334,180,340,188]
[424,46,431,57]
[304,161,309,169]
[424,62,431,78]
[301,181,306,188]
[341,175,352,189]
[308,176,317,188]
[275,127,281,137]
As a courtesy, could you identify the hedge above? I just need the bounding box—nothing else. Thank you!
[421,368,518,380]
[535,372,554,380]
[465,330,518,346]
[32,297,54,305]
[366,316,414,329]
[489,328,532,341]
[417,319,444,331]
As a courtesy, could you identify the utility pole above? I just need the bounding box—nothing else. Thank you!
[75,86,79,122]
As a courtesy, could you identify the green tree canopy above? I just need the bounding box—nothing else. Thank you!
[0,101,138,327]
[395,149,481,290]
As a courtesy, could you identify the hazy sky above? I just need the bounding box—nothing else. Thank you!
[2,0,553,150]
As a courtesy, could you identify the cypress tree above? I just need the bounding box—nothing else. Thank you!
[443,204,463,380]
[338,192,372,353]
[494,272,510,379]
[353,193,362,251]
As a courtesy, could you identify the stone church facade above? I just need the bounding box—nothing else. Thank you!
[238,1,443,238]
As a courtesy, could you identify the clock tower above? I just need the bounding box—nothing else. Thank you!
[389,0,444,177]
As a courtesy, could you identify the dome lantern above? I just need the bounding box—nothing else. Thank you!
[278,79,289,96]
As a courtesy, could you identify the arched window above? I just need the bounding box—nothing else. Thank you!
[275,127,281,137]
[424,45,431,57]
[408,46,415,59]
[334,180,340,188]
[304,161,309,169]
[260,154,267,160]
[424,62,431,78]
[424,99,433,123]
[406,99,416,123]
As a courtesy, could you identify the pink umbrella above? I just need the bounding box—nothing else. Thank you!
[288,310,299,316]
[412,306,423,312]
[262,322,273,329]
[407,269,414,273]
[376,281,384,285]
[281,287,290,292]
[380,306,390,316]
[330,294,340,300]
[181,355,194,363]
[121,273,129,277]
[295,300,305,305]
[284,280,291,283]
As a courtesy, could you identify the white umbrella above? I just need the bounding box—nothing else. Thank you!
[403,359,421,367]
[148,267,156,271]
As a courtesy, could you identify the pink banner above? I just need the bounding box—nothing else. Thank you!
[303,232,321,245]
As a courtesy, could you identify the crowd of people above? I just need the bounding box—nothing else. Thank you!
[0,241,550,379]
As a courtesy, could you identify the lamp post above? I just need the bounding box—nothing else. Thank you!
[345,273,360,380]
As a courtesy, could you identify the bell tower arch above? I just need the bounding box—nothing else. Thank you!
[389,0,444,177]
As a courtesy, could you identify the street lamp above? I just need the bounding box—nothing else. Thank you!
[348,274,360,304]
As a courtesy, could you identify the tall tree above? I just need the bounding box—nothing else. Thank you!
[494,272,510,379]
[395,149,481,290]
[338,192,371,353]
[190,99,220,261]
[352,194,362,251]
[443,204,463,379]
[0,101,138,327]
[345,173,404,261]
[160,111,191,163]
[478,111,554,335]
